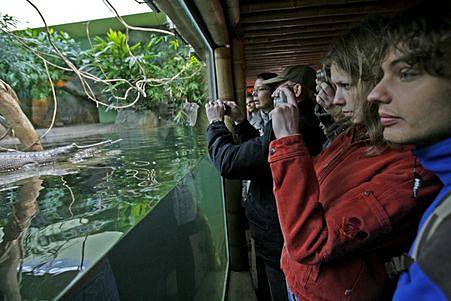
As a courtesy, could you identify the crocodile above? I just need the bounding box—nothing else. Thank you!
[0,139,121,172]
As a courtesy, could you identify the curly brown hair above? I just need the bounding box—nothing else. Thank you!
[323,15,390,152]
[384,0,451,79]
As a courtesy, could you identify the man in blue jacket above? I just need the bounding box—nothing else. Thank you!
[368,1,451,299]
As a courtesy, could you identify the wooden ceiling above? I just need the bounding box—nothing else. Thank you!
[238,0,414,82]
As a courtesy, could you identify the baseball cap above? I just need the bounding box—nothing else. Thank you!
[262,65,316,91]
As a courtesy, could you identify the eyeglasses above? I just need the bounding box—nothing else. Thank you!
[252,87,270,95]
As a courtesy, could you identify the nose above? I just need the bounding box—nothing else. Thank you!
[368,79,390,104]
[333,90,346,106]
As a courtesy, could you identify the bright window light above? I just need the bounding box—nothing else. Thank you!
[1,0,152,30]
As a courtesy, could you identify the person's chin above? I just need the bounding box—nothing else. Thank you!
[383,127,411,145]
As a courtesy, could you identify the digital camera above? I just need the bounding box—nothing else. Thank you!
[273,90,288,106]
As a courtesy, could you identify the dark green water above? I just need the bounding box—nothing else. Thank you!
[0,126,228,301]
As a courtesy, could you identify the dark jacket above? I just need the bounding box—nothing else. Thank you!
[268,131,441,301]
[207,110,325,263]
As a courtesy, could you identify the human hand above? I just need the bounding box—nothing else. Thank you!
[269,92,300,139]
[223,100,245,123]
[316,81,335,110]
[272,84,296,106]
[205,99,225,124]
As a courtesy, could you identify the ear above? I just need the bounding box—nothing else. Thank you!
[294,84,302,98]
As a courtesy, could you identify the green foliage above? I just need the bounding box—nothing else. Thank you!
[0,27,81,99]
[81,30,207,114]
[80,29,145,107]
[0,22,206,121]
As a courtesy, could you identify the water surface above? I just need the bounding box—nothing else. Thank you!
[0,126,227,300]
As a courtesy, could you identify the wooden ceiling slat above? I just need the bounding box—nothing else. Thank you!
[242,15,364,31]
[247,56,324,65]
[244,31,345,45]
[246,57,327,65]
[246,58,327,65]
[244,23,353,38]
[241,1,408,24]
[235,1,412,82]
[247,53,324,60]
[245,42,331,49]
[245,48,328,56]
[244,39,334,49]
[248,66,323,76]
[245,48,329,57]
[247,63,323,70]
[240,0,379,14]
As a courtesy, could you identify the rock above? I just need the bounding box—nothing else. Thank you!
[115,109,159,128]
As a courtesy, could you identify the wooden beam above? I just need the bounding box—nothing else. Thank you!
[240,0,379,14]
[241,1,409,24]
[193,0,229,46]
[244,22,353,38]
[245,43,330,50]
[249,60,323,67]
[245,38,334,48]
[245,49,329,58]
[223,0,240,29]
[245,51,328,59]
[246,58,328,65]
[153,0,207,58]
[244,31,345,45]
[231,38,246,111]
[243,14,365,31]
[248,63,323,74]
[215,47,234,100]
[246,57,325,67]
[249,50,326,57]
[247,53,325,60]
[249,57,324,63]
[246,57,321,67]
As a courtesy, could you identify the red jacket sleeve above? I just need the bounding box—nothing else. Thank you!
[268,135,439,265]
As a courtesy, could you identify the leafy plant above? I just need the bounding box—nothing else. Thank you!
[0,22,207,122]
[81,30,207,115]
[0,26,81,100]
[80,29,146,107]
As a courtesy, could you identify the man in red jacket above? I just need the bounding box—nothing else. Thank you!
[268,17,441,301]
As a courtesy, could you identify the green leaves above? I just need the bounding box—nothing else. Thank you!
[0,27,80,100]
[0,23,206,120]
[81,29,207,114]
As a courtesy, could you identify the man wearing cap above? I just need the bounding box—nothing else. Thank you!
[263,65,324,156]
[205,67,325,301]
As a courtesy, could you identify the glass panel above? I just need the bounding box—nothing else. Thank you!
[0,127,227,300]
[106,157,227,301]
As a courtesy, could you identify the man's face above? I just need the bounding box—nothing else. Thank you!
[368,48,451,145]
[330,63,362,123]
[253,78,273,110]
[246,96,256,113]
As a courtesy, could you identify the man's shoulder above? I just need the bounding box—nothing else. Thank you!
[417,191,451,298]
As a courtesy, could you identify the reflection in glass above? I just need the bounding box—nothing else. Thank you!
[0,127,227,300]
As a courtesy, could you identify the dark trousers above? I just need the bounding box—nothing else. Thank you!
[256,256,288,301]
